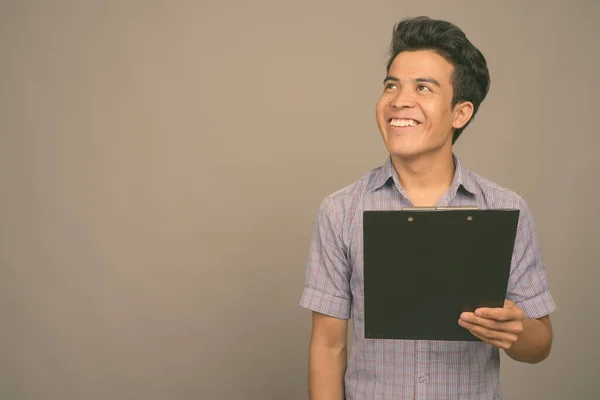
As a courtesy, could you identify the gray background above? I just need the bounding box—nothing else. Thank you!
[1,1,598,399]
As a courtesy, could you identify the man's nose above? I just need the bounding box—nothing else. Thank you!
[391,89,415,109]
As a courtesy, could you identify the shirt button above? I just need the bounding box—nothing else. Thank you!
[417,374,427,384]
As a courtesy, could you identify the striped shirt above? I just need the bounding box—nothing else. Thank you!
[299,154,556,400]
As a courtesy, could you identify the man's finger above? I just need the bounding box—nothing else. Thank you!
[474,307,520,322]
[461,312,515,331]
[461,312,500,328]
[458,319,519,343]
[467,329,511,350]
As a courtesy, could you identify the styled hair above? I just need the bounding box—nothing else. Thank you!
[386,16,491,143]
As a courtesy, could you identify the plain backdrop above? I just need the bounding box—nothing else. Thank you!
[1,1,599,399]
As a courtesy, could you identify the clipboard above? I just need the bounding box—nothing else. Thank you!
[363,207,520,341]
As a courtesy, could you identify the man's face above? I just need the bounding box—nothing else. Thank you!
[376,50,471,161]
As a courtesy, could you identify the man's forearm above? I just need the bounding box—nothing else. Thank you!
[309,343,346,400]
[505,316,552,363]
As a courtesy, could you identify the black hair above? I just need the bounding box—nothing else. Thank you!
[386,16,490,143]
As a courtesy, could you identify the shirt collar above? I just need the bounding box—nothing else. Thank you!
[372,153,478,196]
[451,154,477,196]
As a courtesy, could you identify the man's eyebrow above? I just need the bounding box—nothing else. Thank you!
[383,76,441,87]
[415,77,441,87]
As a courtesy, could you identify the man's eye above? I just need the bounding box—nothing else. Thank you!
[385,83,397,90]
[417,85,431,92]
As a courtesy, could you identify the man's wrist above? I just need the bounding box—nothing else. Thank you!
[504,317,552,363]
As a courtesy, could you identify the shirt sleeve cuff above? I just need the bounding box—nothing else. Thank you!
[516,291,557,319]
[299,287,351,319]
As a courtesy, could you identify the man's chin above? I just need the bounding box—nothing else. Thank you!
[386,145,448,163]
[389,151,423,163]
[385,144,424,160]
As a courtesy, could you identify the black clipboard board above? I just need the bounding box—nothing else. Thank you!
[363,208,520,341]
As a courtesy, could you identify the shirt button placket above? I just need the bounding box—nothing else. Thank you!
[414,341,429,400]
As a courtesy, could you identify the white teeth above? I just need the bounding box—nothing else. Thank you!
[390,119,418,127]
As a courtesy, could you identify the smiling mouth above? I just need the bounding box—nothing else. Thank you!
[388,118,421,127]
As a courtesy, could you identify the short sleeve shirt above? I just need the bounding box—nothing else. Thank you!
[299,154,556,400]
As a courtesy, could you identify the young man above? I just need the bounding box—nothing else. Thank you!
[299,16,556,400]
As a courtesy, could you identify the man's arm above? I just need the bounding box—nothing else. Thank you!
[309,311,348,400]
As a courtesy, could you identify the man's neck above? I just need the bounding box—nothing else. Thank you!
[390,150,455,207]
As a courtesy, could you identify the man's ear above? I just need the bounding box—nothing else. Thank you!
[452,101,474,129]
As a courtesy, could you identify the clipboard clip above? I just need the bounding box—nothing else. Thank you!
[401,206,479,211]
[401,206,479,222]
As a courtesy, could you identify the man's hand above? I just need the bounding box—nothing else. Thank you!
[458,299,525,350]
